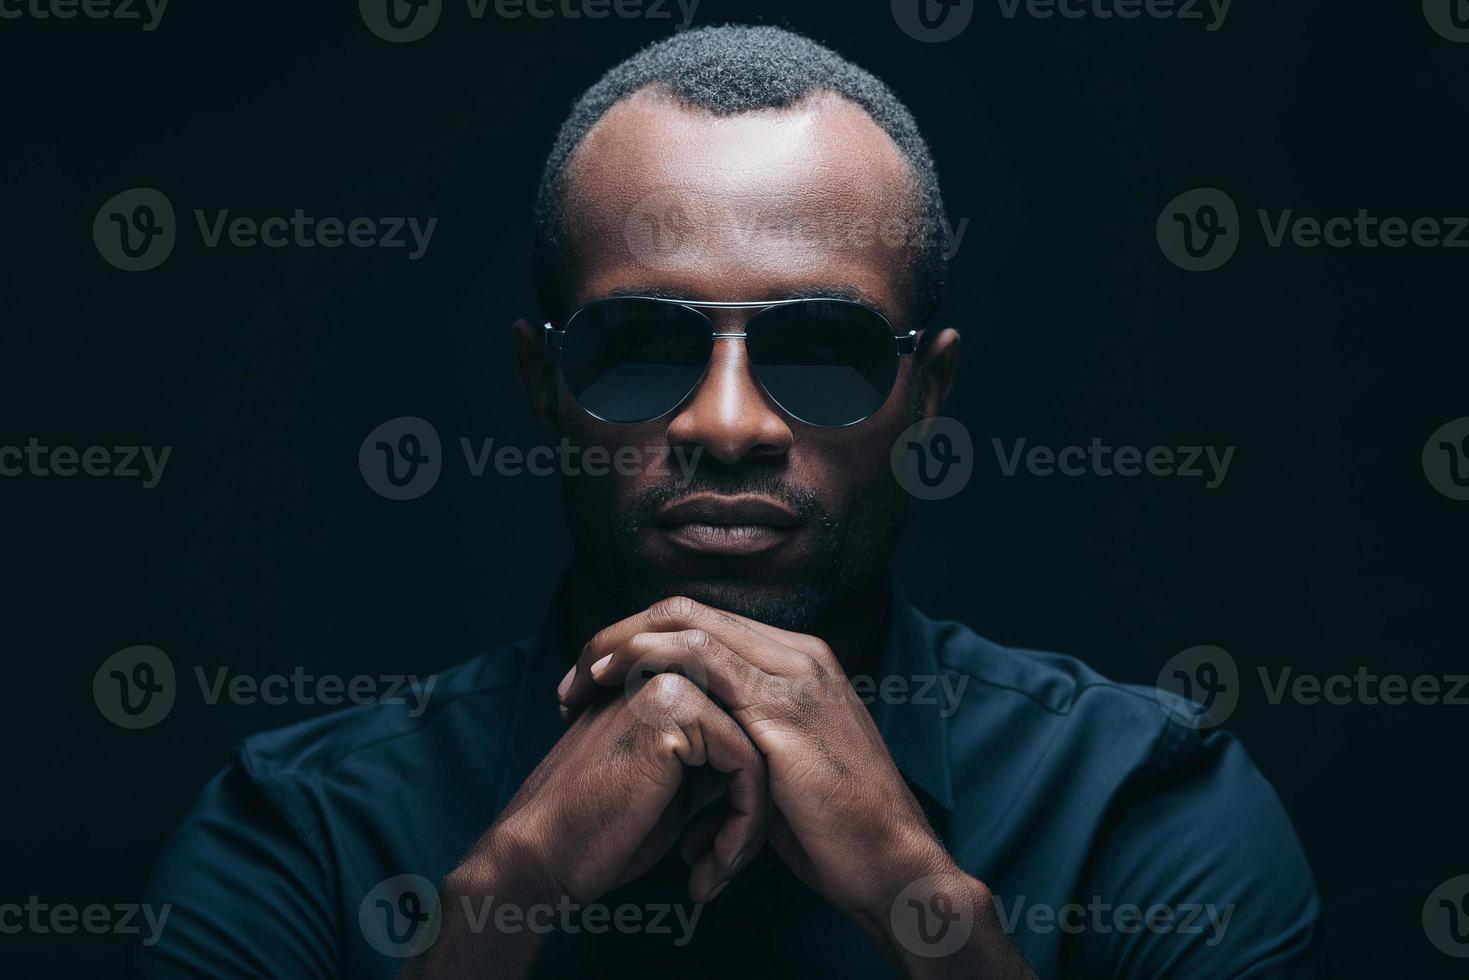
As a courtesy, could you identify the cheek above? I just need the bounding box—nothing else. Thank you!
[796,423,905,498]
[557,402,678,493]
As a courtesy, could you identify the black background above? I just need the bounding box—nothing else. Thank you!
[1,0,1466,975]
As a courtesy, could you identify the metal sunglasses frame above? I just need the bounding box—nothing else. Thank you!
[542,295,920,427]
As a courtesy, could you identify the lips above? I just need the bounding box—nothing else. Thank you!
[652,494,801,557]
[654,494,801,529]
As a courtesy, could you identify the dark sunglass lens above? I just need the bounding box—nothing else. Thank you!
[559,299,712,423]
[745,301,899,426]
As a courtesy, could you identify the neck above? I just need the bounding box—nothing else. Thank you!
[560,560,892,677]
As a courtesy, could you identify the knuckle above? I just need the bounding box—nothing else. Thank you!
[769,676,825,725]
[681,628,711,654]
[585,625,616,654]
[624,631,657,656]
[638,670,694,712]
[790,651,825,677]
[804,639,838,669]
[650,595,700,628]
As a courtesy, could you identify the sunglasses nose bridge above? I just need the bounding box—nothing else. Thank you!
[667,333,793,462]
[702,304,754,332]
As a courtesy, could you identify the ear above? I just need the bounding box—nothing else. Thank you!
[513,318,560,437]
[916,326,960,417]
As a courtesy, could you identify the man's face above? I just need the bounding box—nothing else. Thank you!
[519,89,957,631]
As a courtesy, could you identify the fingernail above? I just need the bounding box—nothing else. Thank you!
[557,667,575,700]
[727,847,746,872]
[590,654,613,678]
[709,881,729,902]
[558,704,570,721]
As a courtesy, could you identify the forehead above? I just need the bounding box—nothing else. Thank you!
[559,89,920,320]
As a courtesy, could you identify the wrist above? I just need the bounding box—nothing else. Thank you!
[858,820,960,927]
[866,864,993,974]
[447,816,565,910]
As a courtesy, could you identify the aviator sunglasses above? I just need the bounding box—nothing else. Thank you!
[544,296,918,427]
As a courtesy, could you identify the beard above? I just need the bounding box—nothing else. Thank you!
[562,459,909,633]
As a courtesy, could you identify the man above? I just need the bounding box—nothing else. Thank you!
[132,26,1324,979]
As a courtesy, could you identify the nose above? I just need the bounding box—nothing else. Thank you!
[665,336,793,464]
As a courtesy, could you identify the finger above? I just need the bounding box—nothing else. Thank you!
[564,628,778,719]
[562,596,807,711]
[679,798,727,866]
[682,704,767,902]
[622,775,727,884]
[631,674,768,901]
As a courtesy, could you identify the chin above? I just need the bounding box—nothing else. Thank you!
[631,576,830,633]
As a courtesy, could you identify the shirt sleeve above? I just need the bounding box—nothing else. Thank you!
[128,755,339,979]
[1069,724,1328,979]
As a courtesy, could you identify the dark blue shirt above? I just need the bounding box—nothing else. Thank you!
[131,582,1324,978]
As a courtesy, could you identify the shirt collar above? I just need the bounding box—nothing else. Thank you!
[870,578,955,811]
